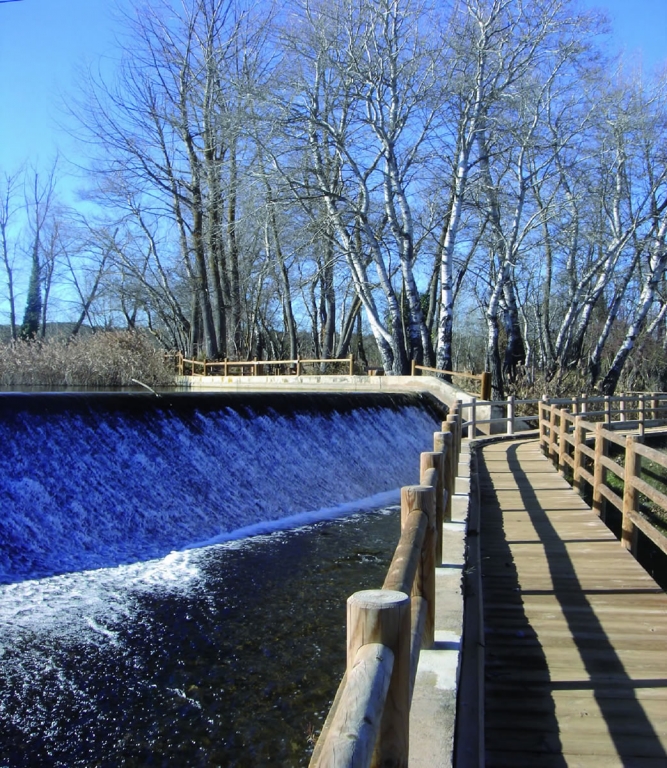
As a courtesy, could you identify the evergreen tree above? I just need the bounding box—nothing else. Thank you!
[19,243,41,340]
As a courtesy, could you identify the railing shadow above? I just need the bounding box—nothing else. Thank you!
[481,440,667,763]
[477,449,567,764]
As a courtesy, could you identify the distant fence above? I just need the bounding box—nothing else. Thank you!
[309,406,463,767]
[176,353,355,377]
[411,362,491,400]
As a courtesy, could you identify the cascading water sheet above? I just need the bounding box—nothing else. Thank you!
[0,392,442,583]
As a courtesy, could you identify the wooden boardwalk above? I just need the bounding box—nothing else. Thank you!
[478,438,667,768]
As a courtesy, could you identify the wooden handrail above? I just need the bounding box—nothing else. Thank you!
[411,362,491,400]
[309,409,461,767]
[177,353,356,377]
[537,397,667,563]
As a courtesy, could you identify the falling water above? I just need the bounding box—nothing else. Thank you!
[0,391,444,766]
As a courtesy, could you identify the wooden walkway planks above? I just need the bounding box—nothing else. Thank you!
[478,438,667,768]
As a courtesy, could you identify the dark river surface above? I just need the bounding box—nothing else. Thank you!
[0,505,400,767]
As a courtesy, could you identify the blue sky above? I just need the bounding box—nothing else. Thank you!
[0,0,665,201]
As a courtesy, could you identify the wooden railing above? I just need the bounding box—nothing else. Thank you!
[538,396,667,560]
[177,353,355,377]
[411,361,491,400]
[309,406,462,767]
[456,391,667,439]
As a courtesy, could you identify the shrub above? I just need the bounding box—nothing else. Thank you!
[0,331,173,388]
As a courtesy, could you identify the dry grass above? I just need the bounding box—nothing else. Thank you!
[0,331,173,388]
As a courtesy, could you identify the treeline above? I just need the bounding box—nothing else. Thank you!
[2,0,667,397]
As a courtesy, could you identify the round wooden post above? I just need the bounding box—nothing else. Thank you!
[421,451,444,565]
[401,484,435,651]
[639,394,646,437]
[445,414,459,480]
[434,431,453,524]
[349,353,354,376]
[347,590,411,768]
[481,371,491,401]
[411,359,416,377]
[605,396,612,425]
[296,356,301,376]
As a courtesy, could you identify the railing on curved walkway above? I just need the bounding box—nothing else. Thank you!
[309,407,463,767]
[537,395,667,561]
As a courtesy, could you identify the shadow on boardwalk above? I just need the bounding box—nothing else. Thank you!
[477,438,667,768]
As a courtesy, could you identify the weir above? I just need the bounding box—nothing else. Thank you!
[0,389,449,765]
[0,391,445,584]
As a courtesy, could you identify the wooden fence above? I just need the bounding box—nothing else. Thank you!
[411,362,491,400]
[538,395,667,560]
[309,406,462,768]
[177,353,356,377]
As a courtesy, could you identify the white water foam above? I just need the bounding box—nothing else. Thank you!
[0,491,399,644]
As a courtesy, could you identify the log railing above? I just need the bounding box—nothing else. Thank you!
[177,353,356,377]
[309,406,462,767]
[458,391,667,439]
[410,361,491,400]
[538,398,667,560]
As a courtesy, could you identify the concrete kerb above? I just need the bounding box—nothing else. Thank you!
[408,439,471,767]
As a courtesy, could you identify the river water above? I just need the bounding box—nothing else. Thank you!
[0,392,444,766]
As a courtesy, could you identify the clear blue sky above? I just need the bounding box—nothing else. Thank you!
[0,0,665,201]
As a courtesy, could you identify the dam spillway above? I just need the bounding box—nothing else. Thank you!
[0,391,443,765]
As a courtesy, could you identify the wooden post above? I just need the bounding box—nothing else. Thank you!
[605,396,612,425]
[639,394,646,437]
[446,413,459,475]
[548,404,558,465]
[480,371,491,401]
[469,397,477,439]
[580,393,587,415]
[558,410,570,476]
[573,416,584,494]
[507,395,515,436]
[296,356,301,376]
[411,359,416,377]
[619,393,626,422]
[401,484,436,651]
[592,422,607,521]
[347,590,411,768]
[652,395,659,421]
[434,431,454,524]
[349,354,355,376]
[455,399,463,447]
[539,396,548,452]
[223,358,228,376]
[622,435,641,554]
[421,451,444,566]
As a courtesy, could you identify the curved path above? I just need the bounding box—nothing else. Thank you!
[478,438,667,768]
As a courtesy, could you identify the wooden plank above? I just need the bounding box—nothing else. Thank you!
[478,437,667,766]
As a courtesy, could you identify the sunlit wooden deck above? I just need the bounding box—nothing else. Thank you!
[478,438,667,768]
